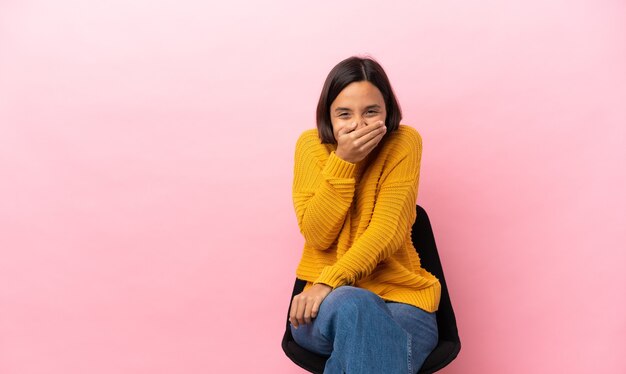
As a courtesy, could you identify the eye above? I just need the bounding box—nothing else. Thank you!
[365,110,378,116]
[338,113,349,118]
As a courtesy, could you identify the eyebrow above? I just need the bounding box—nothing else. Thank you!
[334,104,381,112]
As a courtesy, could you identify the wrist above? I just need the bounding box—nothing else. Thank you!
[314,282,333,290]
[334,150,355,164]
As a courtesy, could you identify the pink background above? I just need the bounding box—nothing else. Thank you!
[1,1,625,373]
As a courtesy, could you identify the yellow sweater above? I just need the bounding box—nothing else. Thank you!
[292,124,441,313]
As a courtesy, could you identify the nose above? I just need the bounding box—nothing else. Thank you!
[354,116,368,128]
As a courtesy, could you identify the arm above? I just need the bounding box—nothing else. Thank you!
[313,130,422,288]
[292,132,357,251]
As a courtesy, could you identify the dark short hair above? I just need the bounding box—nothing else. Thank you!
[316,56,402,144]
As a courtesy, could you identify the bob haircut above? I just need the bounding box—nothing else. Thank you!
[316,56,402,144]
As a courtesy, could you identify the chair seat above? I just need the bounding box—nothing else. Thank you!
[421,340,461,372]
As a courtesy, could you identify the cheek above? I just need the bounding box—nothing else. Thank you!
[332,118,350,132]
[331,120,339,133]
[365,113,386,126]
[378,112,388,124]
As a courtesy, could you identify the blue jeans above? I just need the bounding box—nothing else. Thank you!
[290,285,438,374]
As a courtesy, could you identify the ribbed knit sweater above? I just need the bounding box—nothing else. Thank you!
[292,124,441,313]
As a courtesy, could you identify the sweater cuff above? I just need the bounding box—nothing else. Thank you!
[313,265,352,289]
[323,151,356,179]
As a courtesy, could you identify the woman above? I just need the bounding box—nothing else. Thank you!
[289,55,442,374]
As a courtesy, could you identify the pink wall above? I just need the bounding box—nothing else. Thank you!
[1,1,625,373]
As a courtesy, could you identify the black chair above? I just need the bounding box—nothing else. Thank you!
[281,205,461,373]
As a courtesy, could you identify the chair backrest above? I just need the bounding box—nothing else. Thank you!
[282,205,460,373]
[411,205,461,373]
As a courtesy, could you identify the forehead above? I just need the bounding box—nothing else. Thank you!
[331,81,384,108]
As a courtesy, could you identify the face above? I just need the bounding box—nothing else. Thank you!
[329,81,387,141]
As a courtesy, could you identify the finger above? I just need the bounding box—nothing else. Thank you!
[355,124,386,149]
[304,298,315,325]
[338,122,357,137]
[360,128,386,153]
[295,296,306,326]
[311,299,322,319]
[353,120,384,138]
[289,296,300,328]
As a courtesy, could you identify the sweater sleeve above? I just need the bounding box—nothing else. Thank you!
[313,130,422,288]
[292,132,358,251]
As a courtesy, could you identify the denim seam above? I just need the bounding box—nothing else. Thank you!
[407,332,413,374]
